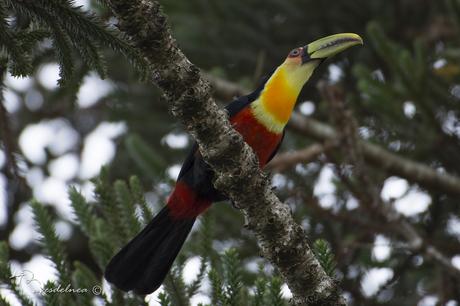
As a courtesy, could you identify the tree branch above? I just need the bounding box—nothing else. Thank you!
[267,143,332,173]
[203,72,247,102]
[289,113,460,196]
[320,82,460,280]
[105,0,345,304]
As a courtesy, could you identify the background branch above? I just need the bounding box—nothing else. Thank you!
[206,73,460,196]
[320,82,460,280]
[289,114,460,196]
[267,143,333,173]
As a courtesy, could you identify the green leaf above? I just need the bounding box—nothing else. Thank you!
[0,2,32,76]
[93,167,127,245]
[31,200,71,285]
[114,179,142,237]
[313,239,336,277]
[5,0,149,84]
[129,175,153,224]
[88,226,116,268]
[158,291,172,306]
[164,266,189,306]
[267,276,285,306]
[252,264,268,306]
[222,249,242,306]
[42,281,62,306]
[209,267,224,305]
[186,258,207,298]
[125,133,167,180]
[69,186,96,236]
[0,242,34,306]
[72,262,99,305]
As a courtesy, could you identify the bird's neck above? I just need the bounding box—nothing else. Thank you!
[250,63,313,133]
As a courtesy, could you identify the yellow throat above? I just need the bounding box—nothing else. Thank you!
[250,60,319,133]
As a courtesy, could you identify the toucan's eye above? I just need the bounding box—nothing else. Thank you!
[289,48,301,57]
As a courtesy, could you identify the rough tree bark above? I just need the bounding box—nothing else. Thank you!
[105,0,345,305]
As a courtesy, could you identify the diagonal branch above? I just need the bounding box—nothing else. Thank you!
[105,0,345,305]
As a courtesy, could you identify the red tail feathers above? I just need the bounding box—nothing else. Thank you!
[167,181,211,219]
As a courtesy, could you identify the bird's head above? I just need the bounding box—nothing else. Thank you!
[252,33,363,133]
[281,33,363,88]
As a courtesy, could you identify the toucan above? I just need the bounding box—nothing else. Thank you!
[104,33,363,294]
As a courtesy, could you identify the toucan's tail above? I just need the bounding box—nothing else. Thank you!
[104,205,195,294]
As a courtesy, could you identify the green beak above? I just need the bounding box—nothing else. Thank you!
[304,33,363,61]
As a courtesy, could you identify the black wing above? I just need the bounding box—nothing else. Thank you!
[224,73,270,117]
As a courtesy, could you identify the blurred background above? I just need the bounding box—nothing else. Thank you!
[1,0,460,305]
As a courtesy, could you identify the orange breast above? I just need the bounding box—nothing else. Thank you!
[230,107,283,166]
[260,67,297,125]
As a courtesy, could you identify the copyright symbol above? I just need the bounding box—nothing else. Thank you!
[92,285,102,295]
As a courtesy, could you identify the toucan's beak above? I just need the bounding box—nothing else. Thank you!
[302,33,363,63]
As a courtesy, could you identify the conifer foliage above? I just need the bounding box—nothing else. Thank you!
[0,0,147,84]
[0,172,293,305]
[2,0,460,305]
